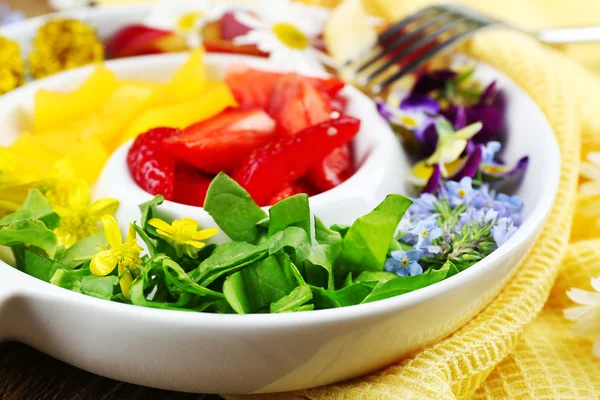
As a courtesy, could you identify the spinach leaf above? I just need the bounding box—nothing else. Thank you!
[354,271,398,284]
[445,260,460,278]
[314,216,342,256]
[133,222,157,256]
[129,277,196,311]
[81,275,119,300]
[360,263,452,304]
[310,282,376,309]
[195,241,269,286]
[267,227,311,261]
[24,249,70,282]
[204,172,267,244]
[330,224,350,238]
[270,285,313,313]
[162,259,224,298]
[50,268,92,292]
[268,194,311,239]
[0,220,58,258]
[269,227,335,289]
[338,194,412,276]
[59,232,107,267]
[292,304,314,312]
[342,272,353,288]
[0,189,59,229]
[138,195,164,239]
[223,254,298,314]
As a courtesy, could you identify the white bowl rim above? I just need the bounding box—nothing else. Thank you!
[0,52,560,328]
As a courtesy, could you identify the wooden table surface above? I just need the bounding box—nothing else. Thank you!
[1,1,224,399]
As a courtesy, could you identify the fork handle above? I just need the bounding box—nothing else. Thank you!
[535,26,600,44]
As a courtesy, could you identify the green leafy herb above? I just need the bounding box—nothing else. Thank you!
[338,195,412,276]
[24,249,70,282]
[270,285,313,313]
[223,254,298,314]
[59,232,107,267]
[138,195,164,239]
[0,189,59,230]
[0,220,58,258]
[267,194,311,239]
[195,241,268,286]
[81,275,119,300]
[204,172,267,244]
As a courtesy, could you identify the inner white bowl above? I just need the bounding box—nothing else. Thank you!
[93,54,406,240]
[0,52,560,394]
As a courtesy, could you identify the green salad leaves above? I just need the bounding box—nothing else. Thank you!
[0,174,460,314]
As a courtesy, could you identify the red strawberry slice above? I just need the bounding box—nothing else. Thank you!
[219,11,251,41]
[174,164,213,207]
[232,116,360,205]
[268,73,333,136]
[127,127,180,200]
[307,144,355,191]
[266,181,317,206]
[105,25,186,58]
[225,66,345,110]
[164,108,277,174]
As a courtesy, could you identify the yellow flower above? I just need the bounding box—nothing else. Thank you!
[0,36,24,95]
[28,19,104,79]
[148,217,218,258]
[51,180,119,247]
[91,215,143,300]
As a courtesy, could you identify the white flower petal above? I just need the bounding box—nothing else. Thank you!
[564,305,593,321]
[587,152,600,167]
[593,338,600,358]
[580,161,600,181]
[571,307,600,337]
[590,277,600,293]
[566,288,600,306]
[233,11,266,30]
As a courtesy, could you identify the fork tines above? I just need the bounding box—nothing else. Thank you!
[345,4,498,95]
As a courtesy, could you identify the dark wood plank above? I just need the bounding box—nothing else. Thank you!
[0,341,224,400]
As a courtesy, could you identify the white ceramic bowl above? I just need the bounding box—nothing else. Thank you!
[0,56,559,395]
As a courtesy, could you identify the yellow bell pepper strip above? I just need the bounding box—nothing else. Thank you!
[34,65,119,131]
[120,81,237,144]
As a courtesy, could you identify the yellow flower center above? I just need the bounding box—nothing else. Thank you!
[457,188,467,198]
[55,206,101,247]
[421,228,428,238]
[401,257,409,267]
[400,115,418,129]
[177,12,203,31]
[482,164,509,174]
[272,23,310,50]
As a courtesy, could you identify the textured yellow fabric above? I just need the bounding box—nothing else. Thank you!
[226,0,600,398]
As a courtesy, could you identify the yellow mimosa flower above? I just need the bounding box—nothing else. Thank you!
[91,215,143,300]
[51,180,119,247]
[148,217,218,258]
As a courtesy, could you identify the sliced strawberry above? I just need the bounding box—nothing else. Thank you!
[268,73,333,136]
[174,164,213,207]
[219,11,251,41]
[307,144,355,191]
[203,21,265,57]
[127,127,180,199]
[164,108,276,174]
[232,117,360,205]
[266,181,317,206]
[105,25,186,58]
[225,66,345,110]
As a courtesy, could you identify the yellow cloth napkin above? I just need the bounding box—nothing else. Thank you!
[226,0,600,398]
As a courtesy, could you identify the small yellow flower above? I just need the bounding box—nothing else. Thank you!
[51,180,119,247]
[28,19,104,79]
[0,36,24,95]
[91,215,143,300]
[148,217,218,258]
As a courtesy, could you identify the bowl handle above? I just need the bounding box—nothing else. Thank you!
[0,261,27,341]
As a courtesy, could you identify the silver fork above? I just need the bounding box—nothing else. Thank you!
[346,4,600,95]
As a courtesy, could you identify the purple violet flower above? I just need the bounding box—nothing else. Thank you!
[385,249,424,277]
[377,95,439,142]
